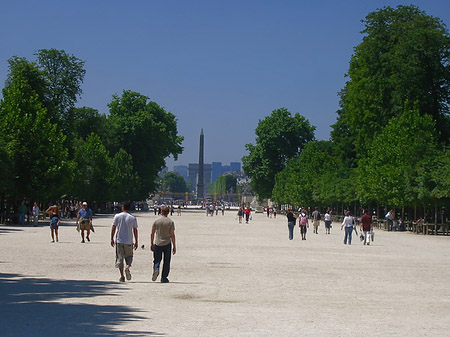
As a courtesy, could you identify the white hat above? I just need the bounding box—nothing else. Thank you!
[82,202,88,206]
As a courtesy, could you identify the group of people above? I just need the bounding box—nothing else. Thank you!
[285,207,374,245]
[285,207,333,241]
[16,200,86,227]
[265,206,277,218]
[237,207,252,224]
[40,199,177,283]
[205,203,225,216]
[42,201,94,243]
[111,203,176,283]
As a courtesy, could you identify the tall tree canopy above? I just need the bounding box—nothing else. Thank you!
[0,57,68,201]
[0,50,184,206]
[108,90,184,199]
[335,5,450,157]
[356,107,439,206]
[242,108,315,199]
[36,48,86,131]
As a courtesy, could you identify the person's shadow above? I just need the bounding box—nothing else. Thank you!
[0,273,164,336]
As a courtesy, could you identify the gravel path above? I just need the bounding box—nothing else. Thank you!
[1,211,449,336]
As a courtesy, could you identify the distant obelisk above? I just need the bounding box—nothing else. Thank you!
[197,129,205,200]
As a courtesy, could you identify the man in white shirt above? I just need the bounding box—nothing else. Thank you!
[111,202,138,282]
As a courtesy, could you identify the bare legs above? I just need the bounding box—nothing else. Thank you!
[51,228,59,242]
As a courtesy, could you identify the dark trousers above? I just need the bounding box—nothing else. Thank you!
[154,243,172,280]
[387,219,393,231]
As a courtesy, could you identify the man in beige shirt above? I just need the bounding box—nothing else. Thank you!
[151,206,176,283]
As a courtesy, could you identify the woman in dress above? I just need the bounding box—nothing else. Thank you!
[45,205,60,243]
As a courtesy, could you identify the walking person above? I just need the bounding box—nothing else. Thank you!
[32,202,39,227]
[360,209,373,245]
[299,209,309,240]
[341,211,355,245]
[76,202,93,243]
[286,208,297,240]
[312,207,321,234]
[245,207,251,224]
[386,209,394,231]
[237,207,243,224]
[151,206,176,283]
[18,201,27,226]
[110,202,138,282]
[45,205,60,243]
[324,209,332,234]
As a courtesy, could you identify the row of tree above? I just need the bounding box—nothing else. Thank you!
[0,49,183,205]
[244,5,450,211]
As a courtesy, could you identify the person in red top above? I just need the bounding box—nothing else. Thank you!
[360,209,373,245]
[244,207,251,224]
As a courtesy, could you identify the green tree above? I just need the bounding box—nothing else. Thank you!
[70,107,110,145]
[212,175,237,195]
[430,148,450,200]
[0,57,68,201]
[0,138,13,197]
[335,5,450,157]
[272,141,338,206]
[110,149,141,201]
[72,134,112,202]
[242,108,315,199]
[108,90,184,198]
[356,108,439,206]
[162,172,187,193]
[36,49,86,131]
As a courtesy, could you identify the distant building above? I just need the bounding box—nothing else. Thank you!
[212,162,222,183]
[188,163,212,187]
[230,162,241,173]
[174,165,188,181]
[211,161,242,183]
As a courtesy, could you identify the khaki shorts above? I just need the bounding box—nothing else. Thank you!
[115,243,134,268]
[80,219,90,230]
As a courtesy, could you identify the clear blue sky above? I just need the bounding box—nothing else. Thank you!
[1,0,449,169]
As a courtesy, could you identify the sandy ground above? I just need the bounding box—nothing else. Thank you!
[0,210,449,337]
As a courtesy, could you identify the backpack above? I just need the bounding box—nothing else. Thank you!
[317,212,321,220]
[300,215,307,225]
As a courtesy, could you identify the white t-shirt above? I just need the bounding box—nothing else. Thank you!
[324,213,331,221]
[113,212,138,244]
[342,216,354,227]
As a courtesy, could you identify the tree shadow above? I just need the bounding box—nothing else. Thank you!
[0,273,164,336]
[0,227,23,235]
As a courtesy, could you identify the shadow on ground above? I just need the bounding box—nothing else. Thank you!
[0,228,23,235]
[0,273,164,336]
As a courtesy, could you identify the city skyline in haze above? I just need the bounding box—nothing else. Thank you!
[1,1,449,168]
